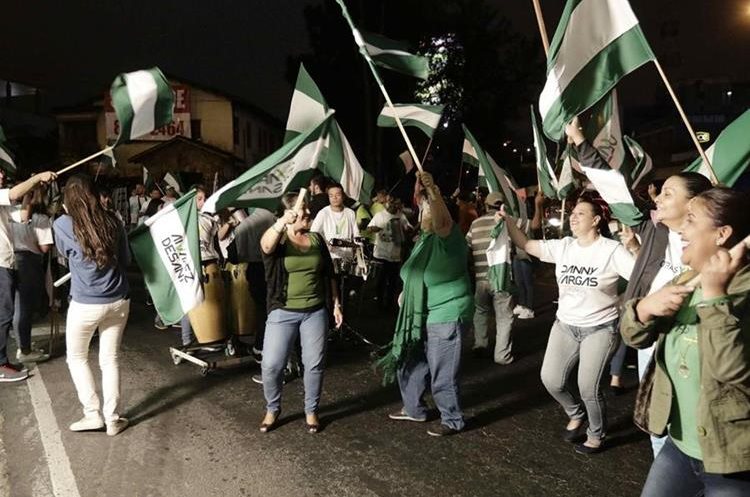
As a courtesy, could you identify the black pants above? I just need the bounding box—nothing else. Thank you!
[0,267,16,364]
[246,261,267,351]
[375,259,401,308]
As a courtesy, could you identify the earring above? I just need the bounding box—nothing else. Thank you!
[716,239,722,246]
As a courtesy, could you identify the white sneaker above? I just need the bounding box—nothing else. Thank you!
[106,417,129,436]
[16,349,50,363]
[518,307,535,320]
[69,415,104,432]
[512,305,523,316]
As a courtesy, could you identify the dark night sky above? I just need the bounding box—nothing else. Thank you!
[1,0,748,120]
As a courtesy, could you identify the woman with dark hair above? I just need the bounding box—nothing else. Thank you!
[12,186,54,363]
[258,191,342,433]
[54,175,130,436]
[622,187,750,497]
[566,121,713,456]
[503,195,635,453]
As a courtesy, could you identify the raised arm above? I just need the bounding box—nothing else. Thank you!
[9,172,56,202]
[502,210,543,259]
[418,171,453,238]
[260,210,297,255]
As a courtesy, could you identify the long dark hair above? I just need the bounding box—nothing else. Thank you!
[695,187,750,248]
[63,174,121,269]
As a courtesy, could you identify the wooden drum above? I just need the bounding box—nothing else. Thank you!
[225,262,257,336]
[188,263,227,344]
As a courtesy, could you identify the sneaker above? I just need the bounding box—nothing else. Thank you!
[0,363,29,382]
[252,349,262,365]
[388,409,426,422]
[145,298,154,307]
[69,415,105,432]
[427,423,461,437]
[16,349,50,363]
[154,316,168,330]
[512,305,523,316]
[252,371,293,386]
[106,417,129,436]
[251,373,263,385]
[518,307,535,320]
[171,321,182,329]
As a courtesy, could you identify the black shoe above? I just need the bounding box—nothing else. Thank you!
[472,347,490,359]
[562,422,587,443]
[251,372,293,386]
[427,423,461,437]
[575,441,605,454]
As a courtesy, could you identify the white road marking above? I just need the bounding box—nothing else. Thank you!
[26,366,82,497]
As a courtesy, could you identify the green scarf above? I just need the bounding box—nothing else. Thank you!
[486,220,513,293]
[376,232,433,384]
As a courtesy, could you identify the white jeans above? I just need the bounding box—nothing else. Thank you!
[66,299,130,423]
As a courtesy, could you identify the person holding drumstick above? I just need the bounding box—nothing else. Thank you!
[259,190,343,433]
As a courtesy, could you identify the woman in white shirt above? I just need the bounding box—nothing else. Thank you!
[12,187,53,363]
[503,195,634,454]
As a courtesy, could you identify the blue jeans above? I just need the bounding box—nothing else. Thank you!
[397,320,465,431]
[0,267,15,364]
[472,280,514,364]
[638,345,666,457]
[641,437,750,497]
[609,338,627,377]
[13,251,44,351]
[540,319,618,440]
[261,307,328,414]
[512,258,534,309]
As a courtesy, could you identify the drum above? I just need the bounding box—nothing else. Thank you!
[188,263,228,344]
[333,257,354,275]
[225,262,257,336]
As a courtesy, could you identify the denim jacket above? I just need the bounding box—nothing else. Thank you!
[620,266,750,474]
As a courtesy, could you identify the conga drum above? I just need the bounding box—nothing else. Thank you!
[188,263,227,344]
[225,262,256,336]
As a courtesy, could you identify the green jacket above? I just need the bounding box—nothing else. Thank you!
[620,266,750,474]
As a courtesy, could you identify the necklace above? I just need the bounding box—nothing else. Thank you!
[676,326,697,379]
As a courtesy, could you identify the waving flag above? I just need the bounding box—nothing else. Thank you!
[361,31,429,80]
[584,90,627,170]
[623,136,653,189]
[0,125,16,174]
[531,106,563,199]
[110,67,175,144]
[130,190,203,324]
[682,109,750,187]
[377,104,444,139]
[539,0,655,140]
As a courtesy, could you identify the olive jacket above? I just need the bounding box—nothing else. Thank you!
[620,266,750,474]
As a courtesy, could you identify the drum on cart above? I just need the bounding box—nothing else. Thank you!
[188,263,228,344]
[225,262,257,336]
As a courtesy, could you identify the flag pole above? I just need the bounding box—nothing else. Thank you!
[530,0,550,193]
[653,60,719,185]
[334,0,424,173]
[55,145,114,176]
[559,198,566,238]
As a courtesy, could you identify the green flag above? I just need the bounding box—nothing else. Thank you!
[377,104,444,139]
[110,67,175,144]
[360,31,429,80]
[539,0,655,140]
[531,106,563,199]
[129,190,203,324]
[0,125,17,175]
[683,109,750,187]
[623,136,653,189]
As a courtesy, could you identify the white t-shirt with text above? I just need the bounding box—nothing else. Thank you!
[647,230,687,296]
[539,236,635,327]
[368,210,412,262]
[310,206,359,259]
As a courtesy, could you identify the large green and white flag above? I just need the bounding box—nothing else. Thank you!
[557,149,576,199]
[143,166,155,191]
[202,113,334,213]
[584,90,627,170]
[110,67,175,144]
[531,106,563,199]
[377,104,444,139]
[285,64,374,204]
[360,31,429,80]
[539,0,655,140]
[683,109,750,187]
[130,190,203,324]
[0,125,17,175]
[623,135,653,189]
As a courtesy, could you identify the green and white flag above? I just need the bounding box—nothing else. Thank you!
[399,150,415,173]
[486,221,512,293]
[539,0,655,140]
[0,125,17,174]
[202,113,334,213]
[143,166,155,191]
[558,148,576,199]
[377,104,444,139]
[285,64,374,204]
[683,109,750,187]
[110,67,175,144]
[360,31,429,80]
[531,106,563,199]
[585,90,627,170]
[130,190,203,324]
[163,172,185,194]
[623,135,652,189]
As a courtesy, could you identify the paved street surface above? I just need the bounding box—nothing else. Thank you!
[1,269,653,497]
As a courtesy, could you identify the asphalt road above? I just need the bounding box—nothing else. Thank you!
[0,270,653,497]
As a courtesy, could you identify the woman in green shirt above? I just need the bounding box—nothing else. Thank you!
[621,187,750,497]
[258,192,343,434]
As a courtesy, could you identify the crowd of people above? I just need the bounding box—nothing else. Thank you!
[1,119,749,495]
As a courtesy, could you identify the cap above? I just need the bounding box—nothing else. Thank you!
[485,191,505,207]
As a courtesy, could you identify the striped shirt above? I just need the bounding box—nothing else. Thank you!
[466,213,498,282]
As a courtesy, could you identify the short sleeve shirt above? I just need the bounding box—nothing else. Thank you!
[539,236,634,327]
[0,189,14,268]
[368,210,412,262]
